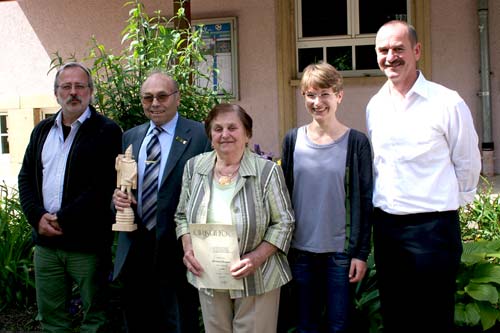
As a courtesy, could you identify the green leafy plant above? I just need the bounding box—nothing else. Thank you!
[455,240,500,331]
[50,0,228,130]
[455,178,500,332]
[352,253,383,333]
[0,183,35,311]
[460,177,500,242]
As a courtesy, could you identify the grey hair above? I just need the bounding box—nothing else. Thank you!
[54,62,94,93]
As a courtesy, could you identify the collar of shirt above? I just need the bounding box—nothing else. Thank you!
[55,107,91,127]
[147,112,178,136]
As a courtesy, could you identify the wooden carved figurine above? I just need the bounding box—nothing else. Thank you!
[112,144,138,231]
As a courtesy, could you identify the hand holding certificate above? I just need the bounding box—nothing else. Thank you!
[189,224,244,290]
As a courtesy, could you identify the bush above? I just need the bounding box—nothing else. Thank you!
[455,240,500,331]
[460,177,500,242]
[0,183,35,311]
[50,0,229,131]
[456,178,500,331]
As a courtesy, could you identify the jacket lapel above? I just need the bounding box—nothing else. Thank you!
[160,117,191,186]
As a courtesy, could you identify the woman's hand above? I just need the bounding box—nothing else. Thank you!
[349,258,367,283]
[230,242,277,279]
[181,234,203,277]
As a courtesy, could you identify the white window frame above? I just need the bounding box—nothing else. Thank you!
[296,0,411,77]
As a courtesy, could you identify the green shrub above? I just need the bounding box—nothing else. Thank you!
[455,240,500,331]
[460,177,500,242]
[456,178,500,331]
[0,183,35,310]
[50,0,228,130]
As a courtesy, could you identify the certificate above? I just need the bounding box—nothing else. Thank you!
[189,224,244,290]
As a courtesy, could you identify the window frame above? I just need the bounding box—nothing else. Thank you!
[295,0,412,77]
[0,114,9,155]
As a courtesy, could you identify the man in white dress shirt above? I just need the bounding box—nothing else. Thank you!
[366,20,481,333]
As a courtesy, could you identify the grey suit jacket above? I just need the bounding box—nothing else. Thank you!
[113,116,210,280]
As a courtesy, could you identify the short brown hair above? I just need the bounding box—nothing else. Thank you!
[300,61,343,94]
[204,103,253,140]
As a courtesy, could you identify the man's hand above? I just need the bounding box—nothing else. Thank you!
[113,188,136,211]
[38,213,63,237]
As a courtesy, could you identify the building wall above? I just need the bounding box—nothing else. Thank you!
[1,0,499,188]
[432,1,500,174]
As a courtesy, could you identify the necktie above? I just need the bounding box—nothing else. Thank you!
[142,126,162,230]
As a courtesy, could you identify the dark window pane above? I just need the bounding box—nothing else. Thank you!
[1,136,9,154]
[326,47,352,71]
[355,45,378,70]
[0,115,6,133]
[359,0,407,34]
[298,48,323,72]
[301,0,347,37]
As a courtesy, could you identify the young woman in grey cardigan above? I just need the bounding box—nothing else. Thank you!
[280,62,373,333]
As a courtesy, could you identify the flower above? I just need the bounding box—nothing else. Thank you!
[253,144,274,161]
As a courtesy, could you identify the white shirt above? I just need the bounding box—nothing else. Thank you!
[366,72,481,214]
[42,108,91,213]
[137,113,178,217]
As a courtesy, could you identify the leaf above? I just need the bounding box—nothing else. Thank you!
[455,302,481,326]
[477,301,500,330]
[465,283,499,304]
[471,263,500,284]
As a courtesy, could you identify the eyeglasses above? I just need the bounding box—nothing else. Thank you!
[141,91,178,104]
[57,83,89,91]
[304,92,334,100]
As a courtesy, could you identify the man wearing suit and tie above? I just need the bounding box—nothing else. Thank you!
[113,71,211,333]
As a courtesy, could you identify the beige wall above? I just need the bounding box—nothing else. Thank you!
[1,0,499,188]
[432,1,500,170]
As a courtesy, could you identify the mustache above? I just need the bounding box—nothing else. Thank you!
[65,96,82,104]
[384,59,404,67]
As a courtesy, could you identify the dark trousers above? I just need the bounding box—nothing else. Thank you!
[120,227,200,333]
[373,208,462,333]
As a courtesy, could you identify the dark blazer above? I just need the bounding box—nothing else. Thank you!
[18,106,122,253]
[113,116,211,280]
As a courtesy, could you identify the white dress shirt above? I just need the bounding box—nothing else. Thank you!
[42,108,91,213]
[366,72,481,214]
[137,113,178,217]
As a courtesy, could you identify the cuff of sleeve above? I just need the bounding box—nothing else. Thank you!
[175,225,189,239]
[459,189,477,206]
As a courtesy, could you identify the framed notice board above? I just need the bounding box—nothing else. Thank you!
[193,17,239,100]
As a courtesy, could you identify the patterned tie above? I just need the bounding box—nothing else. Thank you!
[142,126,162,230]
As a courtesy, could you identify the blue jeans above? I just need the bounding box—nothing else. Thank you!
[289,249,351,333]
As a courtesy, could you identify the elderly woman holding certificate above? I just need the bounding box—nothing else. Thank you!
[175,103,295,333]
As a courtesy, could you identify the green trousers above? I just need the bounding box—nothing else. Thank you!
[34,245,109,333]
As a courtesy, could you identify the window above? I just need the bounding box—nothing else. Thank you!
[296,0,410,76]
[0,115,9,154]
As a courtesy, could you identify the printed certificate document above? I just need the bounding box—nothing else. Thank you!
[189,224,244,290]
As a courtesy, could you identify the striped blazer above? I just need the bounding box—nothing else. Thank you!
[175,149,295,298]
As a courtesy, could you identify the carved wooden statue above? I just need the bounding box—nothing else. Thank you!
[112,144,138,231]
